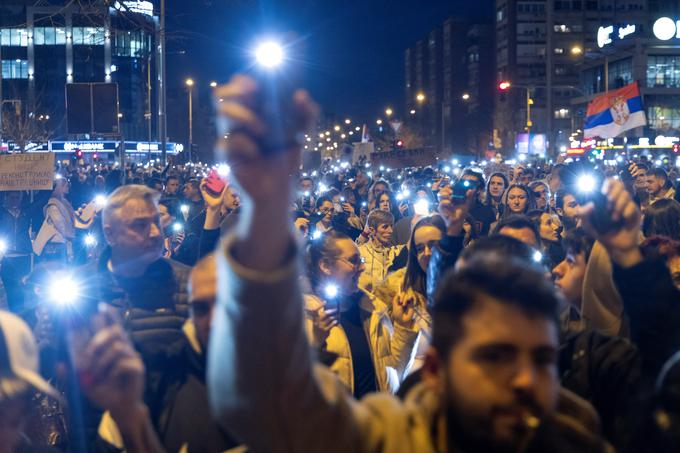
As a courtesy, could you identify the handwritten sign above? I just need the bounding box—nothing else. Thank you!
[370,148,438,169]
[0,153,55,191]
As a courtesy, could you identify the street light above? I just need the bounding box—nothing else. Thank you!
[461,93,471,101]
[410,109,416,115]
[185,77,194,162]
[376,119,383,125]
[210,81,218,88]
[416,92,426,103]
[385,108,393,117]
[344,118,351,125]
[255,41,284,68]
[334,125,341,131]
[571,45,583,55]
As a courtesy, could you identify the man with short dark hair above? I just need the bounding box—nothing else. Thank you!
[164,176,180,197]
[646,167,675,205]
[460,169,496,236]
[493,214,541,248]
[555,189,581,233]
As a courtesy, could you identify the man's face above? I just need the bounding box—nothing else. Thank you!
[498,226,538,248]
[105,199,163,265]
[373,183,388,198]
[489,176,506,198]
[558,194,580,229]
[183,183,199,200]
[634,169,648,191]
[532,186,549,211]
[189,260,217,349]
[299,178,314,193]
[165,178,180,195]
[442,295,559,449]
[553,250,587,308]
[646,175,664,196]
[548,172,562,193]
[373,222,394,246]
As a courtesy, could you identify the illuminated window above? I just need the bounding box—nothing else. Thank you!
[554,48,565,54]
[554,108,571,119]
[2,60,28,79]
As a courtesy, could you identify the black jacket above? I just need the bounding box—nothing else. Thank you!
[612,257,680,380]
[426,235,465,306]
[0,206,32,254]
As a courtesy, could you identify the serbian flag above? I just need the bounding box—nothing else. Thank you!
[361,124,371,143]
[584,82,646,139]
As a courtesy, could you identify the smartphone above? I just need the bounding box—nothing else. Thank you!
[333,202,343,214]
[205,169,227,196]
[452,179,478,203]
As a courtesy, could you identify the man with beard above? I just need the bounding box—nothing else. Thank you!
[555,189,581,234]
[207,75,609,453]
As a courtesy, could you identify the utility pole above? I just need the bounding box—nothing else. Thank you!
[159,0,168,164]
[546,0,554,156]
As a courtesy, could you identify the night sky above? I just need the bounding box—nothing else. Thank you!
[166,0,493,121]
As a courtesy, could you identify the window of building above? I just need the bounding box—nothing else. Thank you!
[608,57,633,89]
[554,48,564,54]
[555,108,571,119]
[647,55,680,88]
[555,65,567,75]
[56,28,66,45]
[554,24,570,32]
[648,106,680,131]
[497,8,504,22]
[2,60,28,79]
[0,28,28,47]
[31,27,71,46]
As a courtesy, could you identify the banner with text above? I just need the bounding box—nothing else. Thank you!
[0,153,55,191]
[370,148,437,169]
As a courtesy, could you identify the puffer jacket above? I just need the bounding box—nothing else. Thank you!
[303,291,418,394]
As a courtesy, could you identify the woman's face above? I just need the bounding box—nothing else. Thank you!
[539,213,561,243]
[319,201,333,224]
[489,176,506,198]
[507,187,528,213]
[159,204,173,230]
[378,194,391,212]
[414,225,443,273]
[322,238,365,295]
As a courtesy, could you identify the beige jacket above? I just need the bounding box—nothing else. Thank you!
[304,292,418,394]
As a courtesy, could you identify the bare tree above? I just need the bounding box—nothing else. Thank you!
[1,105,52,153]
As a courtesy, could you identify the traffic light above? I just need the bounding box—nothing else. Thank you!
[93,152,98,160]
[74,148,83,159]
[498,81,511,91]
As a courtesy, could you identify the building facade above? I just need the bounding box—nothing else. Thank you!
[405,17,495,156]
[494,0,648,155]
[0,0,158,145]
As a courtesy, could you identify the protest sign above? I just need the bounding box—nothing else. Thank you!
[0,153,55,191]
[370,148,438,169]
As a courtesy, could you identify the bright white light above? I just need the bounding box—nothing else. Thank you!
[379,166,385,171]
[453,168,462,176]
[577,174,597,193]
[533,250,543,263]
[519,154,527,162]
[318,183,329,194]
[84,234,97,247]
[94,194,107,208]
[653,17,676,41]
[324,284,339,299]
[340,161,349,169]
[217,164,231,177]
[303,191,310,197]
[451,159,459,165]
[444,166,451,173]
[172,222,183,232]
[364,163,370,168]
[396,193,404,201]
[0,239,6,253]
[616,155,624,163]
[180,204,189,215]
[655,159,663,166]
[403,189,411,198]
[312,230,323,240]
[255,41,284,68]
[414,198,430,216]
[49,277,80,306]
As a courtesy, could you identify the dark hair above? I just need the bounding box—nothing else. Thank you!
[500,184,535,218]
[165,175,179,184]
[403,216,446,296]
[315,195,333,210]
[493,214,541,247]
[643,199,680,240]
[554,188,577,210]
[526,209,546,233]
[485,172,509,206]
[431,253,560,359]
[562,228,595,262]
[375,190,402,221]
[462,168,485,188]
[459,234,541,267]
[184,179,200,191]
[305,230,351,291]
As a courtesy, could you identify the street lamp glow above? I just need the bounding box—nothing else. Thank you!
[571,46,583,55]
[344,118,351,125]
[410,109,416,115]
[461,93,471,101]
[185,78,194,87]
[255,41,284,68]
[416,92,426,103]
[334,125,341,131]
[210,81,217,88]
[385,108,393,117]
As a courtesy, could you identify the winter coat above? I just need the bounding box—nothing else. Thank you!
[303,291,418,394]
[357,242,404,293]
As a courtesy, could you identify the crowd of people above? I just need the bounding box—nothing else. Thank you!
[1,75,680,452]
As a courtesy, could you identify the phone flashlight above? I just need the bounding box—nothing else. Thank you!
[576,174,597,193]
[180,204,189,215]
[532,250,543,263]
[49,276,81,308]
[0,239,6,253]
[414,198,430,216]
[172,222,184,233]
[84,233,97,248]
[324,284,339,299]
[94,194,107,208]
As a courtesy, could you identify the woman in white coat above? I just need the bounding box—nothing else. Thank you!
[303,230,418,397]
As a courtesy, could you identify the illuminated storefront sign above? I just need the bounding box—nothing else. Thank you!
[113,1,154,17]
[652,17,680,41]
[597,24,637,48]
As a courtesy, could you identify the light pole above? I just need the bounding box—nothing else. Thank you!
[185,78,194,163]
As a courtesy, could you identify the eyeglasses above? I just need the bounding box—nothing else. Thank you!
[337,255,365,268]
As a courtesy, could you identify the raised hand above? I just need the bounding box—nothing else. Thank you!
[437,185,475,236]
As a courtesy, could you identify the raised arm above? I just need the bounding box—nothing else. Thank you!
[206,76,366,453]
